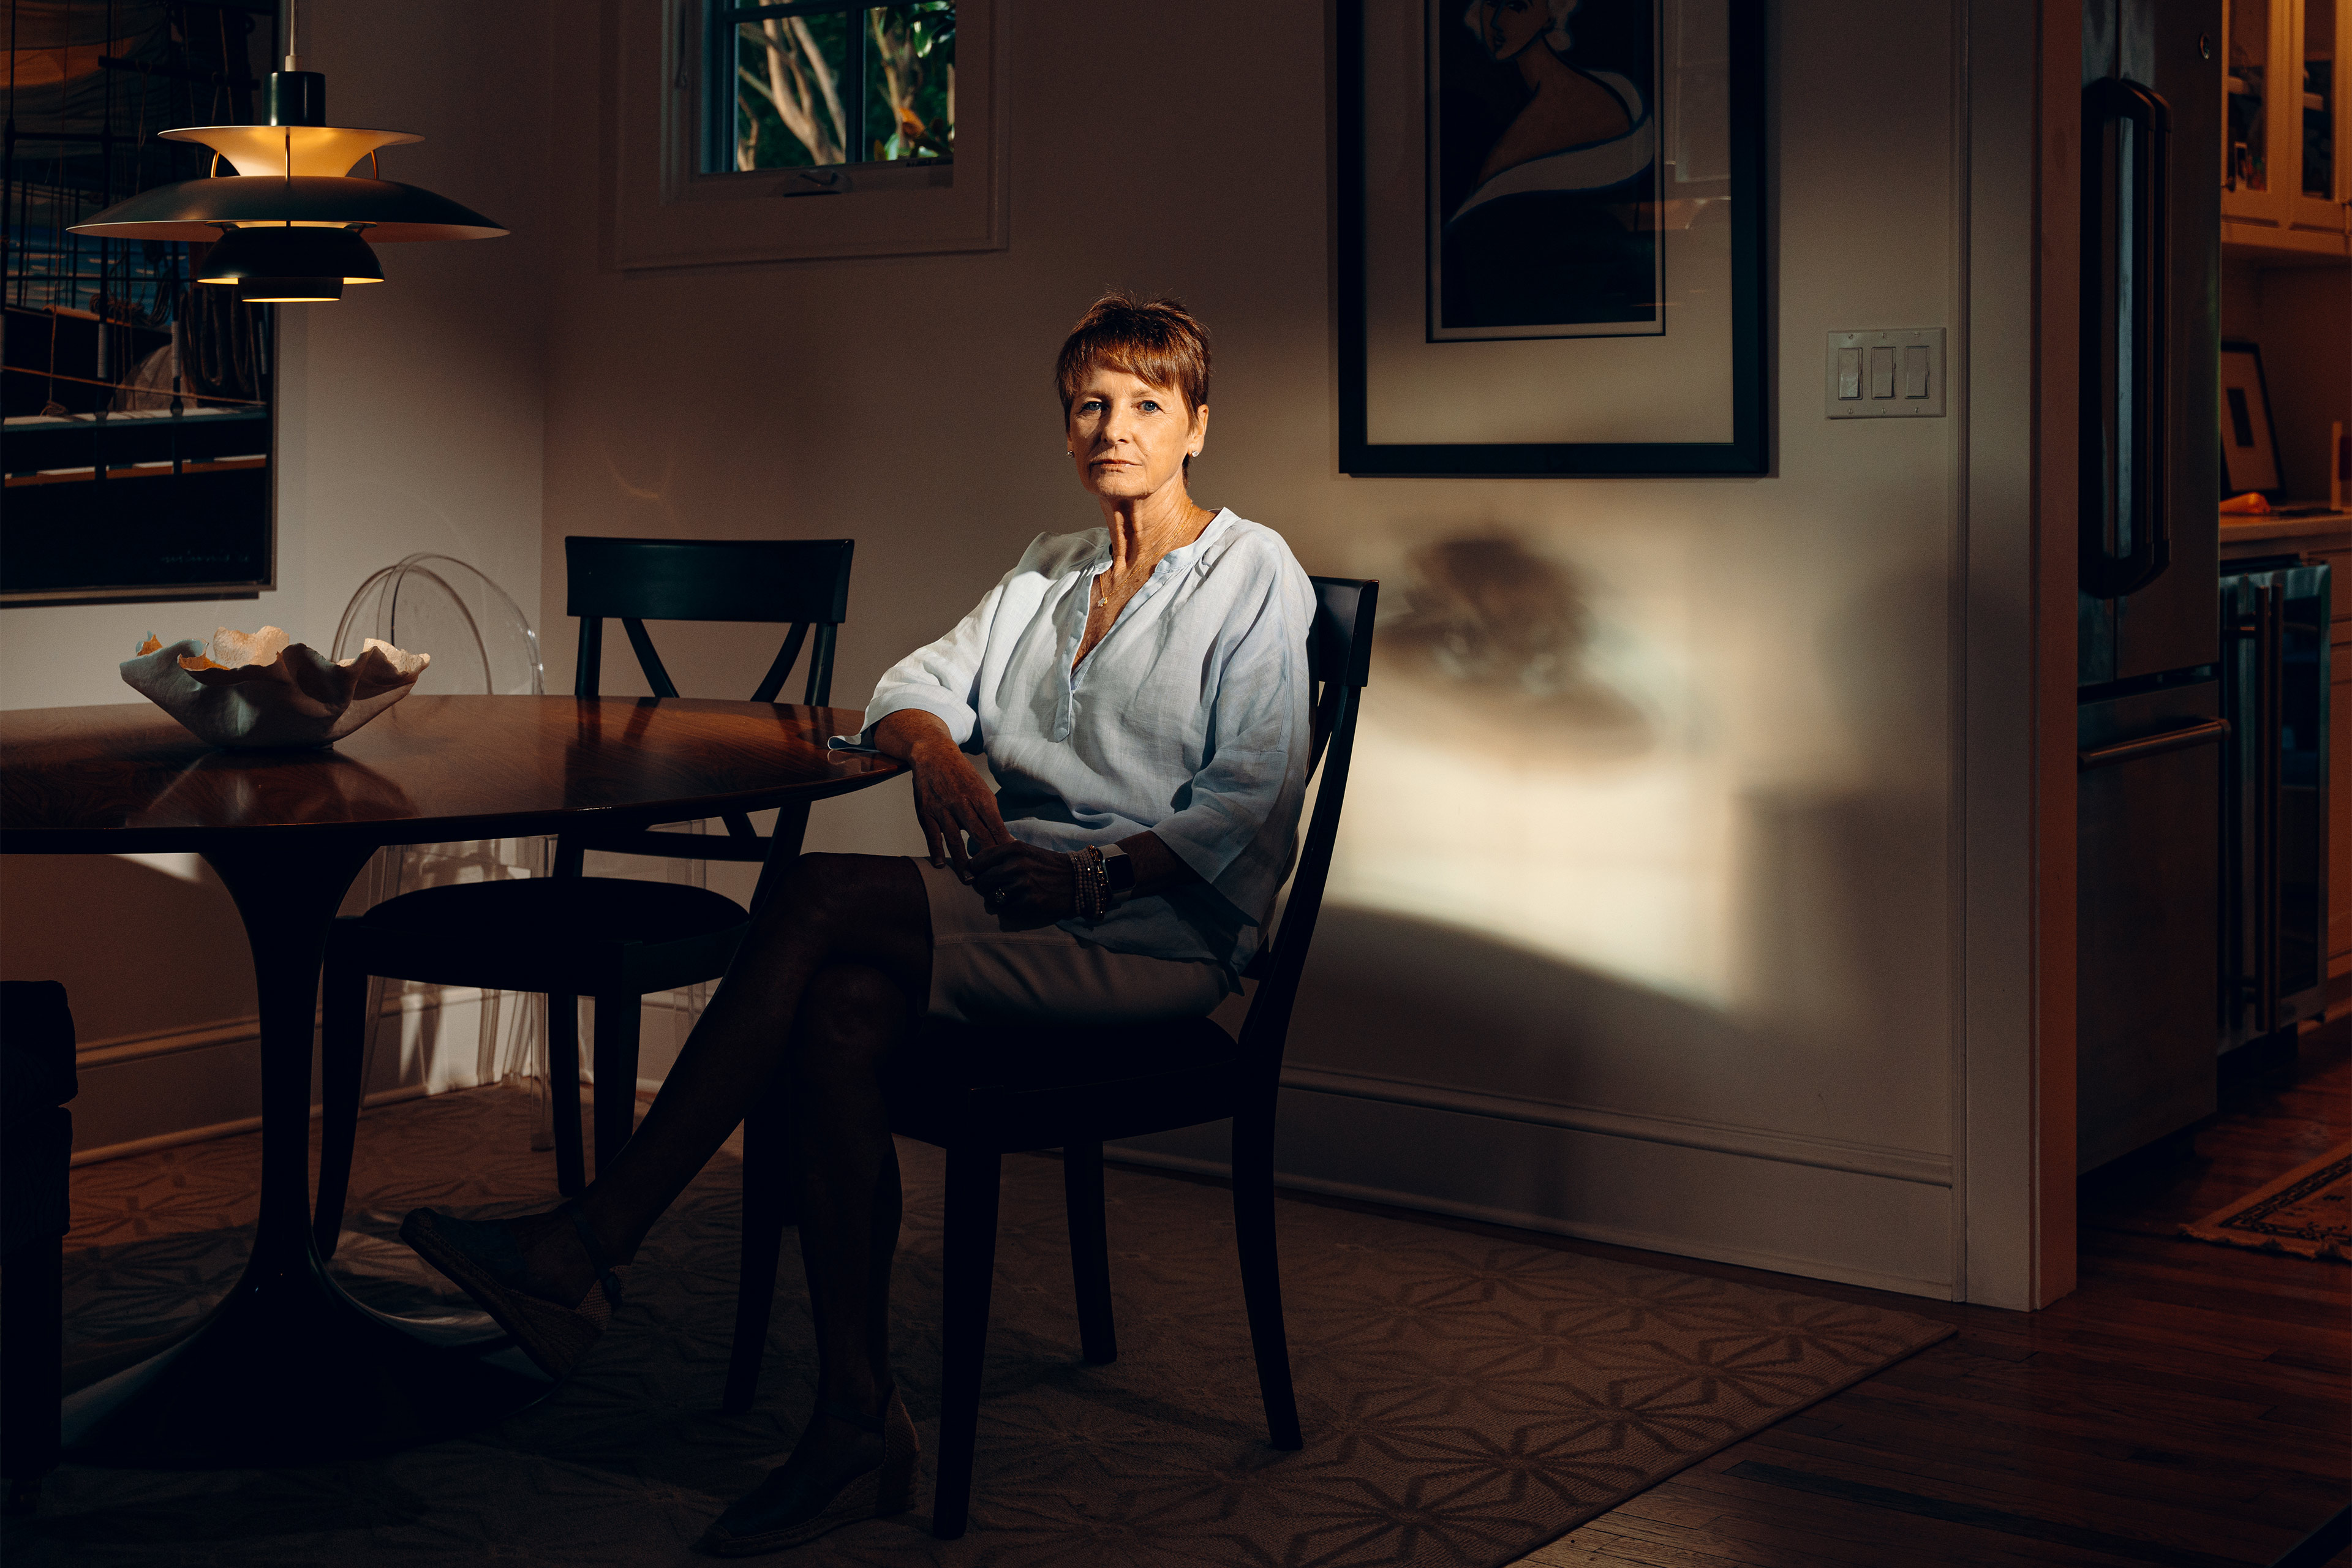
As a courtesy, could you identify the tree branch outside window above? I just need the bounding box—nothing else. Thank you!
[737,16,848,167]
[717,2,954,173]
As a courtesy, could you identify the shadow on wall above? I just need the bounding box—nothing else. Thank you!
[1376,535,1654,758]
[1282,903,1762,1111]
[1269,886,1943,1175]
[1153,903,1794,1219]
[1298,818,1943,1150]
[1733,786,1948,1081]
[1310,538,1952,1147]
[0,845,538,1134]
[0,854,254,1042]
[1328,530,1721,1008]
[1732,562,1952,1070]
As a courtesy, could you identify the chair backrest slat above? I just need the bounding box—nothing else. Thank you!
[620,618,682,699]
[805,624,838,707]
[565,536,854,706]
[752,623,812,704]
[564,537,856,868]
[568,537,853,625]
[1242,576,1377,1061]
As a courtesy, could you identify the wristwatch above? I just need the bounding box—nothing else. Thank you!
[1100,842,1137,901]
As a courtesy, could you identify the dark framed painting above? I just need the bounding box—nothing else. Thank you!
[1339,0,1768,477]
[2,0,279,606]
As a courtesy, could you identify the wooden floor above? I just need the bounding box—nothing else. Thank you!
[1414,1028,2352,1568]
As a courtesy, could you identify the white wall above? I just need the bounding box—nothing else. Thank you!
[17,0,2057,1303]
[0,0,554,1152]
[538,1,1982,1297]
[2222,259,2352,503]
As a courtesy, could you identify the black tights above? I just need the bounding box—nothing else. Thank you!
[520,851,933,1422]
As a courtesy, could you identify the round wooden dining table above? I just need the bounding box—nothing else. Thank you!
[0,695,901,1466]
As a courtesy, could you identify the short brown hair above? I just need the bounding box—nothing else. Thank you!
[1055,293,1212,419]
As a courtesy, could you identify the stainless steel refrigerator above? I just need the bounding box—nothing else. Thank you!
[2075,0,2225,1174]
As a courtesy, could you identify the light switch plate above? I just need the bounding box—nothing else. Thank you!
[1826,328,1945,418]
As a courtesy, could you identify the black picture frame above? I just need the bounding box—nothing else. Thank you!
[1,314,278,608]
[2217,339,2284,500]
[1338,0,1770,477]
[0,4,279,608]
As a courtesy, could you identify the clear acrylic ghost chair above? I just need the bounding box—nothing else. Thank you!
[314,540,850,1259]
[320,556,677,1250]
[333,552,545,700]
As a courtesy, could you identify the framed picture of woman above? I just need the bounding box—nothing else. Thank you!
[1340,0,1768,475]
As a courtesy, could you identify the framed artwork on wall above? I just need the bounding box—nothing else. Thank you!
[1338,0,1768,477]
[2,2,279,606]
[2217,339,2283,498]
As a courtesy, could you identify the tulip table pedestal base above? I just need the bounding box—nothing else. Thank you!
[61,839,553,1466]
[3,696,901,1466]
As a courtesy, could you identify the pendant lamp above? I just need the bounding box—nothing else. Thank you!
[68,2,505,303]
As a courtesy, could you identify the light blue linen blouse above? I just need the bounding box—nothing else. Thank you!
[835,509,1316,981]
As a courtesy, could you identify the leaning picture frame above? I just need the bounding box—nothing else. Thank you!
[1338,0,1768,477]
[2217,339,2283,499]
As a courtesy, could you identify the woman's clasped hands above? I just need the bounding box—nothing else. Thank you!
[968,841,1080,927]
[894,715,1075,925]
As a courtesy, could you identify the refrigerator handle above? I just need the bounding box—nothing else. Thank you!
[2075,717,2230,772]
[2079,77,2172,601]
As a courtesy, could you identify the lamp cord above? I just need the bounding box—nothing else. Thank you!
[284,0,300,72]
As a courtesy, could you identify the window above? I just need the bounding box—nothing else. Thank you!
[608,0,1001,271]
[709,2,955,173]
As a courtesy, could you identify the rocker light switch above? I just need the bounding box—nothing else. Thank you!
[1826,328,1945,418]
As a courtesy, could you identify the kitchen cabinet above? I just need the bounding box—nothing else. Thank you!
[2225,0,2352,260]
[2226,522,2352,1000]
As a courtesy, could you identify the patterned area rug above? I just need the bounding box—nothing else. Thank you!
[2181,1142,2352,1262]
[12,1088,1950,1567]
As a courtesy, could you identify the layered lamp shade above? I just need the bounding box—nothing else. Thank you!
[68,68,505,303]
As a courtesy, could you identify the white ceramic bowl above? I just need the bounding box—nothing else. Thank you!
[121,629,430,749]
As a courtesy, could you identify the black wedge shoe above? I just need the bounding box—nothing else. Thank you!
[696,1390,920,1556]
[399,1205,625,1381]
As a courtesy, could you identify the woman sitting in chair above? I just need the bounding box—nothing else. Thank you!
[401,293,1317,1557]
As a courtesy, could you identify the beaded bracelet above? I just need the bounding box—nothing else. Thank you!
[1085,845,1109,921]
[1069,845,1111,921]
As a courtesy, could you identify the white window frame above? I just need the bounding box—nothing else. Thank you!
[608,0,1008,270]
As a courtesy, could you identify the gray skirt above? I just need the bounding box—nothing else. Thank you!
[911,856,1229,1026]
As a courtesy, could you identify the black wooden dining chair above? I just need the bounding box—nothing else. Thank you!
[312,537,855,1259]
[722,576,1377,1540]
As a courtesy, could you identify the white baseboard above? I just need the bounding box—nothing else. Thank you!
[1112,1084,1957,1301]
[67,986,701,1166]
[69,998,1955,1302]
[1280,1065,1952,1188]
[1107,1144,1953,1300]
[69,1082,437,1168]
[74,1017,268,1070]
